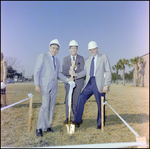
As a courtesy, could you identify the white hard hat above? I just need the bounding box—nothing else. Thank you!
[88,41,98,50]
[1,82,6,89]
[49,39,60,47]
[69,40,78,47]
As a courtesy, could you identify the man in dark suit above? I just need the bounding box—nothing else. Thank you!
[70,41,112,129]
[62,40,85,124]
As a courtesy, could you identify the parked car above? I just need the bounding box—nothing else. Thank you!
[6,79,15,84]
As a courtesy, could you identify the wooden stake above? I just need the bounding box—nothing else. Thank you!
[28,95,33,133]
[101,96,104,132]
[136,136,147,148]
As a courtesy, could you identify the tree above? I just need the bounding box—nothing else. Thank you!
[130,56,144,86]
[125,70,133,80]
[112,73,121,82]
[15,72,23,78]
[118,58,132,86]
[5,56,21,72]
[112,62,122,85]
[7,66,17,78]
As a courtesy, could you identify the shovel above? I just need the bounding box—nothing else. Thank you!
[63,60,76,135]
[64,80,76,135]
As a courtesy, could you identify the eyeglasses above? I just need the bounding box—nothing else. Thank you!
[70,47,78,50]
[51,46,59,51]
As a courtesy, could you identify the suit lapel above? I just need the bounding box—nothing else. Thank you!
[95,54,102,74]
[76,54,79,65]
[68,55,72,67]
[86,56,92,75]
[47,52,55,72]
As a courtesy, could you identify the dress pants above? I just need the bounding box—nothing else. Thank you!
[37,87,57,131]
[74,76,105,126]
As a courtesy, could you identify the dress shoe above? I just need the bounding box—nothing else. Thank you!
[63,118,73,124]
[36,129,43,137]
[63,118,68,124]
[47,128,54,132]
[71,121,80,127]
[97,125,101,129]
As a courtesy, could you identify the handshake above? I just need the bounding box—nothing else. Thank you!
[67,60,77,82]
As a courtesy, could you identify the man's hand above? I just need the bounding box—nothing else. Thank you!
[3,79,6,84]
[71,60,77,70]
[103,86,108,93]
[68,77,74,82]
[35,85,41,93]
[69,70,77,77]
[70,66,75,71]
[71,60,76,67]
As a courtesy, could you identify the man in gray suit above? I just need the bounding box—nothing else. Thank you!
[70,41,112,129]
[62,40,85,124]
[34,39,73,137]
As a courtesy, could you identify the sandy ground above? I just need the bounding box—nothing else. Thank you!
[1,82,149,148]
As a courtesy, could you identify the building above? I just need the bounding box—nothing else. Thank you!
[133,53,149,87]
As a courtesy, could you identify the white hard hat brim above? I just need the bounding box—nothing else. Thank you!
[49,39,60,47]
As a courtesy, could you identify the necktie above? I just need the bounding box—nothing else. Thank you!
[90,57,95,77]
[73,57,75,61]
[52,56,56,70]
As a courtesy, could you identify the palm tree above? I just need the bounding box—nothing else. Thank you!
[130,56,144,87]
[112,62,122,85]
[118,58,132,86]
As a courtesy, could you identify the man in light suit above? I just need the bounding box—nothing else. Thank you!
[34,39,73,137]
[62,40,85,124]
[70,41,112,129]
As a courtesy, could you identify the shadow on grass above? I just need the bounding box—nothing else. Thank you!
[50,113,149,132]
[81,113,149,128]
[10,98,112,108]
[11,103,42,108]
[87,98,113,102]
[11,102,65,108]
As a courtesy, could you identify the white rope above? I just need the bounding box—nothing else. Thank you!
[35,141,147,148]
[105,101,140,137]
[1,93,33,111]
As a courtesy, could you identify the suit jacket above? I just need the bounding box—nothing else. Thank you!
[1,60,7,81]
[62,54,85,89]
[34,52,68,94]
[76,54,112,93]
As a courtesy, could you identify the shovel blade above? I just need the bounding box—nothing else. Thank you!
[69,124,75,134]
[65,124,75,135]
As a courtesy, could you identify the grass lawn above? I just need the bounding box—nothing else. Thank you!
[1,82,149,148]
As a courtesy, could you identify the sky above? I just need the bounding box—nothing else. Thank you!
[1,1,149,77]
